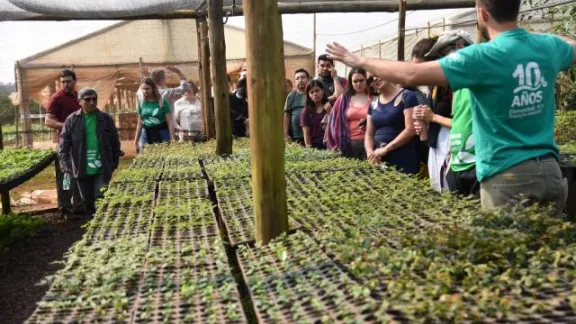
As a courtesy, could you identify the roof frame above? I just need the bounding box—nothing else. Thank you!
[11,0,476,21]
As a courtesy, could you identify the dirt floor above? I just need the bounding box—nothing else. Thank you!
[0,212,90,324]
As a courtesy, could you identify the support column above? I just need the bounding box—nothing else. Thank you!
[397,0,407,61]
[243,0,289,244]
[15,62,32,148]
[208,0,232,154]
[197,16,215,139]
[117,87,124,111]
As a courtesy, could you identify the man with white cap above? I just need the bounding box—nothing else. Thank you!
[412,30,476,196]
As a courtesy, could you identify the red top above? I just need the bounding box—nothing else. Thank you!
[46,90,80,138]
[347,97,371,141]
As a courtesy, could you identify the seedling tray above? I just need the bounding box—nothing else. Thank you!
[215,179,301,247]
[130,156,165,169]
[114,168,163,183]
[0,152,56,192]
[86,200,154,241]
[26,236,149,323]
[132,235,246,323]
[236,231,385,323]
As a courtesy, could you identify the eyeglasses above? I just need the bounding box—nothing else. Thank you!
[82,97,98,103]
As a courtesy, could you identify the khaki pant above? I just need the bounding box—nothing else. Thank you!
[480,156,567,217]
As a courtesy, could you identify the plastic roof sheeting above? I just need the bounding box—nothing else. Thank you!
[1,0,367,21]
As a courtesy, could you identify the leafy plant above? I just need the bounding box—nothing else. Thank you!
[0,214,45,253]
[0,148,53,184]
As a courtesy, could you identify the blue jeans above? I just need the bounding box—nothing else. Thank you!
[139,128,170,151]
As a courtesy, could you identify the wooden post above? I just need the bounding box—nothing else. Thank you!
[313,13,317,57]
[360,44,364,57]
[443,17,446,31]
[117,87,124,111]
[15,62,33,148]
[397,0,407,61]
[427,21,431,37]
[243,0,289,244]
[1,190,10,214]
[378,40,382,58]
[199,17,215,139]
[208,0,232,154]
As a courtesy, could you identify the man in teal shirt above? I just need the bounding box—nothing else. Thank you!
[326,0,576,216]
[60,88,122,216]
[284,69,310,145]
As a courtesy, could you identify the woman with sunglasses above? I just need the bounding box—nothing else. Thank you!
[365,76,419,174]
[325,68,373,159]
[134,78,175,152]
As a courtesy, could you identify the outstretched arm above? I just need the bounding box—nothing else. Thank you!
[326,42,448,87]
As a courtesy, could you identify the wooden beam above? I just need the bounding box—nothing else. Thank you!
[397,0,407,61]
[208,0,232,155]
[243,0,289,245]
[15,62,33,148]
[197,16,215,139]
[16,1,477,21]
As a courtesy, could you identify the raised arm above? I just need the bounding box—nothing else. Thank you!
[326,42,448,87]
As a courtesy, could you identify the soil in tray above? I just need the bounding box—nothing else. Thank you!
[0,211,90,324]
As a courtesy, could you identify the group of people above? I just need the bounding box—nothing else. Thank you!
[322,0,575,217]
[45,69,122,219]
[44,0,575,219]
[134,65,204,151]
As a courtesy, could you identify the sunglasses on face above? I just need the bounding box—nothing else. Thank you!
[82,97,98,103]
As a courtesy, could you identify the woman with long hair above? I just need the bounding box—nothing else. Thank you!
[365,77,419,174]
[301,80,331,149]
[134,78,175,152]
[325,68,372,159]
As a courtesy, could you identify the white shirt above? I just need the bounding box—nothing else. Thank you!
[174,97,202,135]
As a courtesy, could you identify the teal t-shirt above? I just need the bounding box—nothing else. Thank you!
[450,89,475,173]
[439,29,574,182]
[84,112,101,175]
[284,91,307,139]
[138,98,171,128]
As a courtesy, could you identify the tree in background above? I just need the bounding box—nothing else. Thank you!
[0,83,17,126]
[524,0,576,111]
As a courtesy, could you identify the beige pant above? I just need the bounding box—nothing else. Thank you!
[480,156,567,217]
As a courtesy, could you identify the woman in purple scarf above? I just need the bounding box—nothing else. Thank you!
[324,68,373,159]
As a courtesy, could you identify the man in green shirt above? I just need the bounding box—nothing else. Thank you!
[284,69,310,145]
[60,88,122,216]
[326,0,576,216]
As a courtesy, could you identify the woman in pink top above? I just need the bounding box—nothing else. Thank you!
[325,68,372,159]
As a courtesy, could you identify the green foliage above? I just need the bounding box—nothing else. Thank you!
[0,148,53,184]
[0,214,46,253]
[523,0,576,110]
[29,139,576,323]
